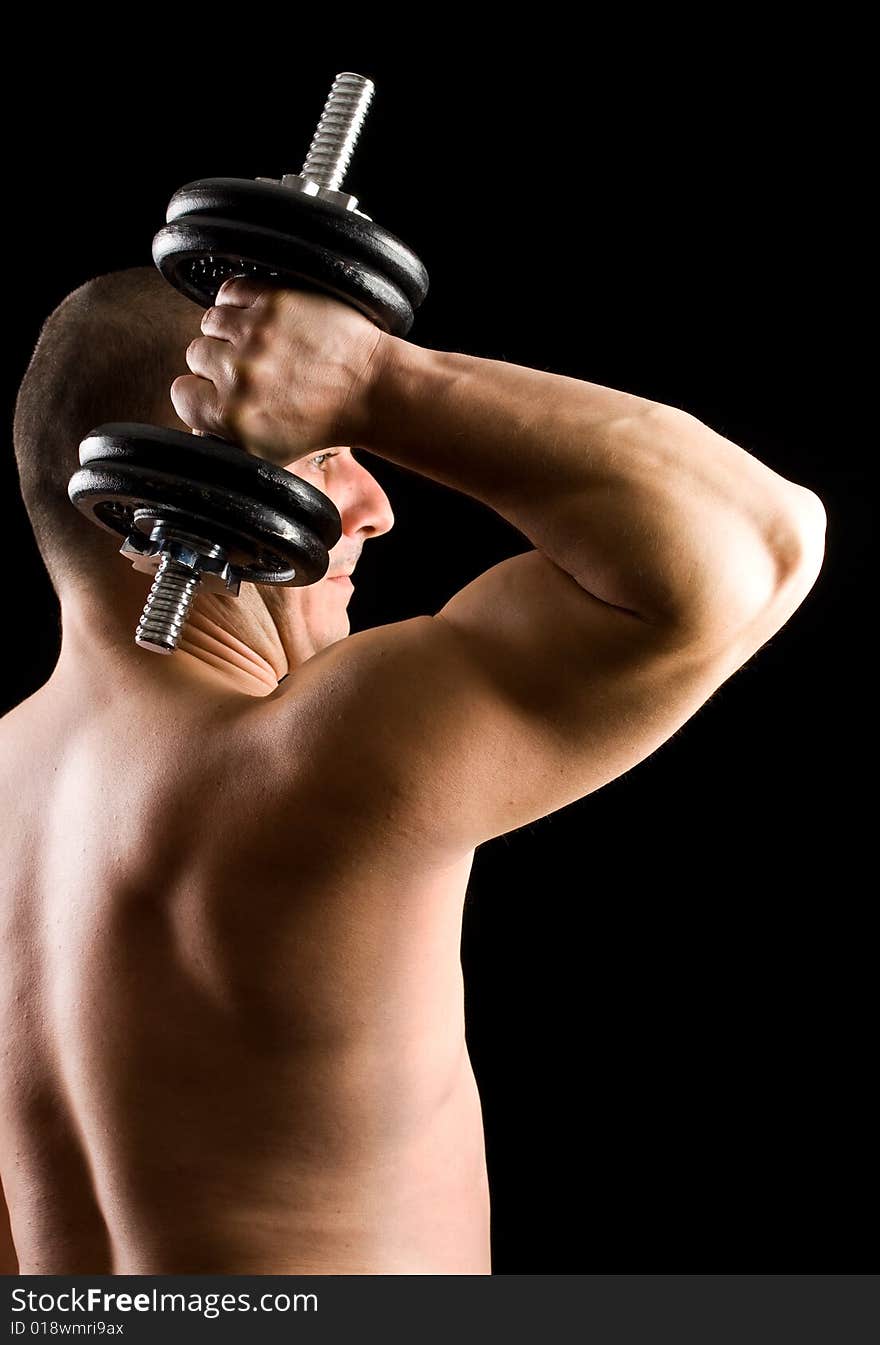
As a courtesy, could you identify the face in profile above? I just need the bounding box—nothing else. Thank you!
[251,445,395,657]
[283,443,395,586]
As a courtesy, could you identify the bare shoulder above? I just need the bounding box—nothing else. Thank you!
[0,694,41,782]
[266,535,823,864]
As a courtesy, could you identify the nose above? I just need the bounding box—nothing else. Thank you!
[336,456,395,542]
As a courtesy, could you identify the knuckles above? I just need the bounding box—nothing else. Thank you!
[201,304,243,339]
[185,336,201,361]
[226,359,248,395]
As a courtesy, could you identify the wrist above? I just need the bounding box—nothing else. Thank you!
[343,329,427,451]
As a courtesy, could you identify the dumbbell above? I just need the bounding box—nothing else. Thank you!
[67,71,429,655]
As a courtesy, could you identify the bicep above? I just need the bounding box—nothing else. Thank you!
[324,545,811,862]
[381,546,796,857]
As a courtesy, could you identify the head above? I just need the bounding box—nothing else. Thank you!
[13,267,394,699]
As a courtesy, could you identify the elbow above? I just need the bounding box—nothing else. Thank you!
[775,485,828,586]
[662,487,828,651]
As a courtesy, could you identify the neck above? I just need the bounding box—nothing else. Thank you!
[176,609,285,694]
[51,579,292,704]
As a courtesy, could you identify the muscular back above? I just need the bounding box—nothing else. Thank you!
[0,616,488,1274]
[0,533,820,1273]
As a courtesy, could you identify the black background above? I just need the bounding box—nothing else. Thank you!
[1,40,867,1273]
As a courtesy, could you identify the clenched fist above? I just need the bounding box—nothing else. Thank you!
[170,276,390,467]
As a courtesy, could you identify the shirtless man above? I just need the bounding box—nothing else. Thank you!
[0,266,826,1275]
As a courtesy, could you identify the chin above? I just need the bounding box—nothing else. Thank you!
[315,616,350,652]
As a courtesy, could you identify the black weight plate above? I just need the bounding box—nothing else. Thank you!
[78,424,342,550]
[68,460,330,586]
[153,216,414,335]
[165,177,429,309]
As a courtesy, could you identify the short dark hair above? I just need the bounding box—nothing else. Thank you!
[13,267,203,597]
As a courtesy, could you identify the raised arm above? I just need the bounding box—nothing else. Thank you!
[314,332,824,853]
[354,333,823,642]
[175,281,826,856]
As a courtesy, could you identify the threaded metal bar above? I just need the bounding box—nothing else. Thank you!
[135,555,202,654]
[301,71,374,192]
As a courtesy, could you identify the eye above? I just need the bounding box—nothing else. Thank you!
[309,451,338,470]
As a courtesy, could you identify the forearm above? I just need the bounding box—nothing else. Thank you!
[356,336,817,631]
